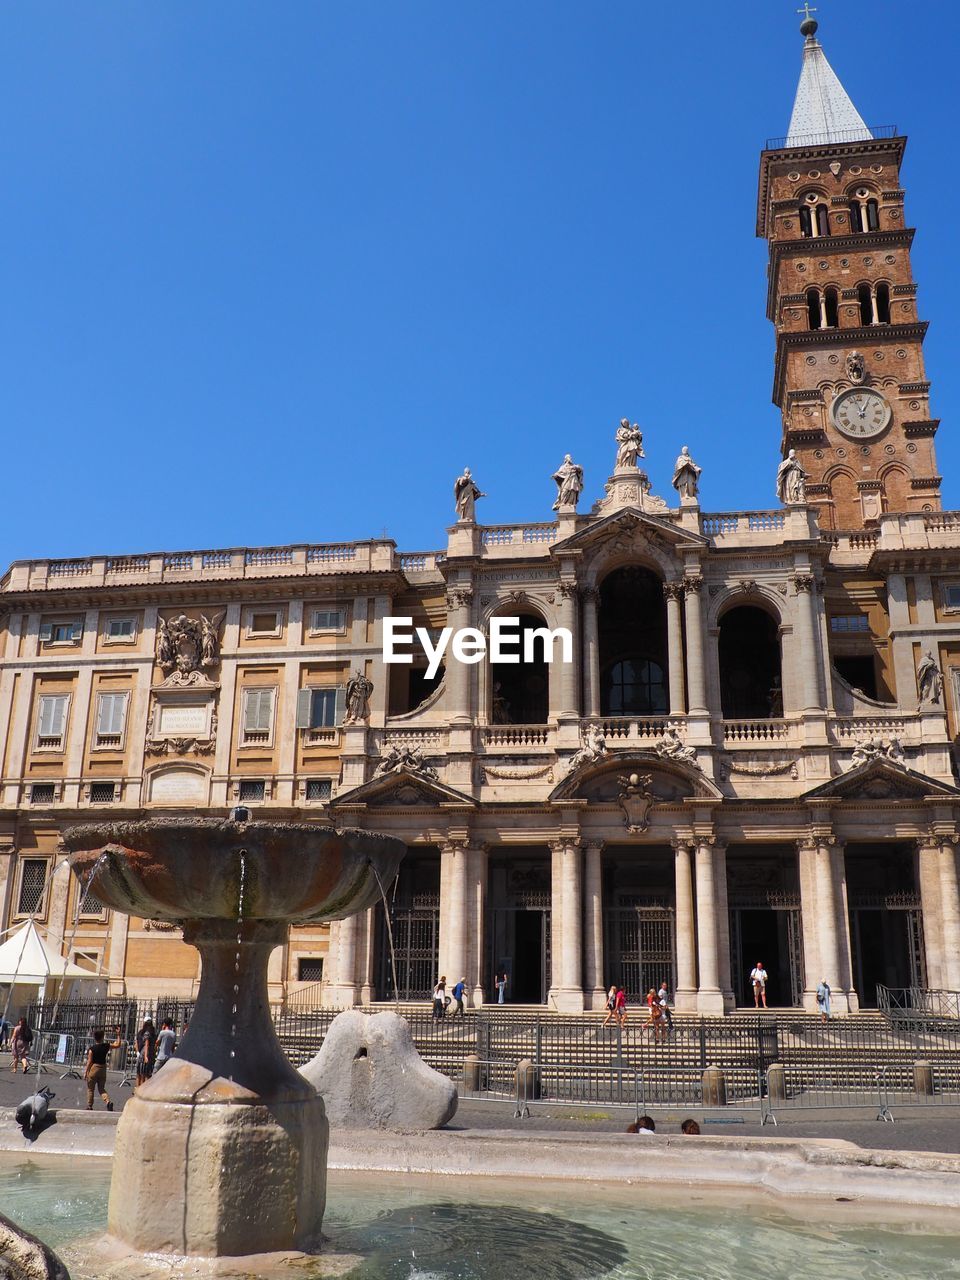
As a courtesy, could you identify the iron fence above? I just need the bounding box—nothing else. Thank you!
[877,984,960,1023]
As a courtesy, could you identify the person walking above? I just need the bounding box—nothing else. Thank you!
[496,972,507,1005]
[451,977,468,1018]
[83,1030,114,1112]
[614,986,628,1028]
[646,989,666,1042]
[10,1017,32,1073]
[432,976,447,1021]
[155,1019,177,1070]
[0,1015,11,1051]
[135,1018,157,1087]
[750,962,769,1009]
[657,980,673,1032]
[816,978,832,1024]
[602,984,618,1028]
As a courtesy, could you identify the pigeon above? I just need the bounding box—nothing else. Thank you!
[15,1086,55,1131]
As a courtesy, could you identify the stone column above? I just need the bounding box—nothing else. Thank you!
[664,583,686,716]
[581,588,601,719]
[549,842,563,1004]
[694,835,723,1013]
[797,838,821,1010]
[583,841,605,1008]
[331,915,358,1008]
[557,839,584,1012]
[439,841,470,990]
[917,839,944,990]
[713,842,733,1008]
[556,582,581,722]
[810,833,852,1013]
[445,587,474,724]
[672,838,697,1011]
[792,573,823,713]
[683,575,708,717]
[937,835,960,991]
[469,843,488,1006]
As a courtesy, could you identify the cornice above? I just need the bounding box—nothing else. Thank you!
[772,322,930,406]
[765,228,916,320]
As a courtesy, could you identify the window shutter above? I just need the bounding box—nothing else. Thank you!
[334,685,347,726]
[39,695,67,738]
[98,693,127,736]
[296,688,313,729]
[70,618,84,642]
[243,688,273,733]
[242,690,259,734]
[256,689,274,732]
[38,622,53,643]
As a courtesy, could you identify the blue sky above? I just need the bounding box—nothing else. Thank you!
[1,2,956,563]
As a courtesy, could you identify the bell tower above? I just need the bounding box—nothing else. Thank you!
[757,11,941,529]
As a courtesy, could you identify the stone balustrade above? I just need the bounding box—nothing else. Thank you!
[700,508,815,547]
[722,718,792,746]
[599,716,674,742]
[481,724,552,749]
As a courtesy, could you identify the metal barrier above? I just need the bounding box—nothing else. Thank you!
[758,1062,960,1125]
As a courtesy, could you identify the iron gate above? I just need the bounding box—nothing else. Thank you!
[729,892,804,1008]
[377,893,439,1000]
[606,902,675,1000]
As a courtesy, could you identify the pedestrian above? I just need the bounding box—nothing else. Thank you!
[155,1018,177,1070]
[646,989,666,1042]
[496,972,507,1005]
[83,1030,114,1112]
[614,986,628,1027]
[636,1115,656,1134]
[816,978,831,1023]
[451,977,468,1018]
[135,1018,157,1087]
[681,1118,701,1135]
[109,1024,127,1074]
[750,961,769,1009]
[432,976,447,1021]
[602,984,618,1028]
[0,1015,11,1050]
[10,1016,32,1073]
[658,980,673,1032]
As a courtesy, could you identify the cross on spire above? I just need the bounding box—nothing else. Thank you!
[797,2,817,21]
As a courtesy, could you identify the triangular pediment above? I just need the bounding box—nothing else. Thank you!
[551,507,707,556]
[549,750,722,804]
[803,758,960,802]
[333,768,476,810]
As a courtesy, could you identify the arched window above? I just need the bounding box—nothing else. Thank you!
[824,286,839,328]
[876,282,891,324]
[816,203,829,236]
[807,287,822,330]
[718,606,782,719]
[598,565,669,717]
[799,195,829,238]
[858,283,874,326]
[488,612,549,725]
[850,188,880,233]
[866,199,879,230]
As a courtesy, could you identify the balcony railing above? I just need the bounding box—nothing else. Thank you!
[764,124,897,150]
[722,719,790,745]
[482,725,551,749]
[600,717,673,743]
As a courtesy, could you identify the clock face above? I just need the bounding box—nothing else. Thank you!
[832,387,891,439]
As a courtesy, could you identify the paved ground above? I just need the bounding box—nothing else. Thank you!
[3,1064,960,1155]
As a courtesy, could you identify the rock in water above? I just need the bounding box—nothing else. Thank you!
[301,1009,457,1131]
[0,1213,70,1280]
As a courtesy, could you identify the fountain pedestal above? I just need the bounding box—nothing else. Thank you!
[61,818,405,1262]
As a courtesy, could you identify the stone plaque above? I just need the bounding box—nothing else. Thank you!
[158,703,208,736]
[150,769,206,804]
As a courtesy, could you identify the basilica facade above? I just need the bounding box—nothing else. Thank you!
[1,19,958,1016]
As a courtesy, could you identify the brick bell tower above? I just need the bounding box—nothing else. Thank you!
[757,10,941,530]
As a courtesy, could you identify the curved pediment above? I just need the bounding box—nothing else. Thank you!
[549,750,722,804]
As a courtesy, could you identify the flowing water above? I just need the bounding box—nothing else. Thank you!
[2,1155,959,1279]
[229,850,247,1078]
[372,864,401,1008]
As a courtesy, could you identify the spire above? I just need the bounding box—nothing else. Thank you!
[785,11,872,148]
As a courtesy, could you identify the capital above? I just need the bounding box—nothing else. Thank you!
[683,574,704,597]
[662,581,685,603]
[445,587,473,611]
[792,573,815,595]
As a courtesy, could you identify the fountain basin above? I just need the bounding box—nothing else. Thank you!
[59,817,405,1259]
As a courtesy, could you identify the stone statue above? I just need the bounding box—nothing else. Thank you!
[671,446,702,500]
[454,467,485,522]
[343,670,374,724]
[156,613,222,686]
[614,419,644,470]
[199,613,224,668]
[651,727,697,764]
[849,735,906,769]
[776,449,808,505]
[155,616,173,669]
[917,650,944,706]
[491,682,512,725]
[551,454,584,511]
[846,351,866,384]
[375,743,438,781]
[565,722,607,774]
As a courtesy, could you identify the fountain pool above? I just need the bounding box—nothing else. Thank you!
[3,1154,960,1280]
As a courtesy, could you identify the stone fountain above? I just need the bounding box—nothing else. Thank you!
[60,816,404,1263]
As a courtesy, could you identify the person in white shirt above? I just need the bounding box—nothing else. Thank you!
[432,976,447,1021]
[750,962,768,1009]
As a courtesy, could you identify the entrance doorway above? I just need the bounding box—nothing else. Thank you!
[727,845,804,1007]
[487,851,552,1005]
[374,849,440,1000]
[845,843,924,1006]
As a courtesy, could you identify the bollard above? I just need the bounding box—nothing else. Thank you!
[463,1052,482,1093]
[913,1059,935,1096]
[766,1062,787,1101]
[515,1056,541,1102]
[701,1064,727,1107]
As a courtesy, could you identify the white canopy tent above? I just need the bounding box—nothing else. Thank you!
[0,919,105,1021]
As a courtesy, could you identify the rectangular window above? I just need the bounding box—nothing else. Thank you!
[39,620,82,645]
[17,859,48,915]
[247,610,281,637]
[105,618,136,641]
[90,781,117,804]
[238,778,265,803]
[310,608,345,634]
[295,687,346,731]
[36,694,70,750]
[830,614,870,633]
[305,778,332,802]
[29,783,56,805]
[241,687,276,745]
[95,691,129,748]
[297,958,324,982]
[942,584,960,611]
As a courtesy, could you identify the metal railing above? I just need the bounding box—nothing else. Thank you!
[764,125,897,150]
[877,984,960,1022]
